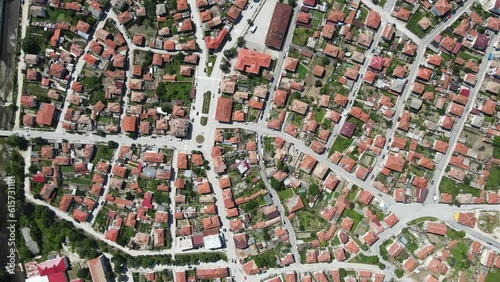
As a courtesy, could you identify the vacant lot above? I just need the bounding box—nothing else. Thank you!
[292,27,314,46]
[329,136,353,155]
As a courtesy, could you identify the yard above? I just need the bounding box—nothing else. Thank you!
[296,210,327,232]
[486,269,500,282]
[440,177,481,200]
[279,188,294,201]
[406,10,429,38]
[297,64,308,79]
[162,60,192,82]
[60,165,74,173]
[156,82,192,106]
[292,27,314,46]
[457,51,480,62]
[485,166,500,191]
[328,136,353,155]
[314,109,326,123]
[25,82,48,99]
[343,209,363,232]
[401,229,419,253]
[93,145,115,164]
[349,254,379,265]
[250,250,278,268]
[448,241,470,270]
[66,177,92,185]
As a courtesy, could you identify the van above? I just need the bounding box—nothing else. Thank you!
[250,26,257,33]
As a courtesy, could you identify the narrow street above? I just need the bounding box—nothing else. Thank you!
[5,0,500,280]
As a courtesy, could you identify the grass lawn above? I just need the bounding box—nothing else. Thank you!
[407,10,428,38]
[343,209,363,231]
[311,10,324,18]
[311,18,321,29]
[458,51,480,62]
[206,55,216,76]
[349,254,379,265]
[97,116,113,125]
[486,269,500,282]
[314,109,326,123]
[297,64,308,79]
[60,166,74,173]
[279,188,294,201]
[47,7,74,23]
[292,26,313,46]
[67,178,92,185]
[162,59,192,82]
[441,52,453,62]
[117,226,134,246]
[161,82,192,105]
[485,166,500,191]
[202,92,211,114]
[93,145,115,164]
[250,250,278,268]
[401,230,419,253]
[200,117,208,126]
[297,210,326,232]
[25,82,48,97]
[329,136,353,154]
[440,177,481,199]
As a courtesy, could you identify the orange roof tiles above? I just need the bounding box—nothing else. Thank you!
[235,49,272,74]
[215,97,233,122]
[384,154,406,172]
[365,10,381,29]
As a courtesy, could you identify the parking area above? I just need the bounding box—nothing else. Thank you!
[243,0,277,50]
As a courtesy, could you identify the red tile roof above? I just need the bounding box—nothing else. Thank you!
[215,97,233,122]
[235,49,272,74]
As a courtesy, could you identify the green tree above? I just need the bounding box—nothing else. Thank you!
[29,165,39,174]
[308,183,319,196]
[77,268,90,279]
[243,198,259,212]
[6,135,29,150]
[142,52,153,68]
[314,80,322,87]
[107,141,118,149]
[220,59,230,72]
[270,178,285,191]
[223,48,237,59]
[156,82,166,96]
[22,34,42,54]
[395,269,404,278]
[175,52,185,61]
[236,37,246,48]
[321,57,330,66]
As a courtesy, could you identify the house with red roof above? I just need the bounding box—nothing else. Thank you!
[426,222,447,236]
[36,257,69,282]
[36,103,56,126]
[432,0,451,16]
[205,28,229,50]
[73,209,88,222]
[365,10,381,29]
[235,48,272,75]
[88,255,109,282]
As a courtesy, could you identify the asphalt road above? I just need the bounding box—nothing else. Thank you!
[4,0,500,280]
